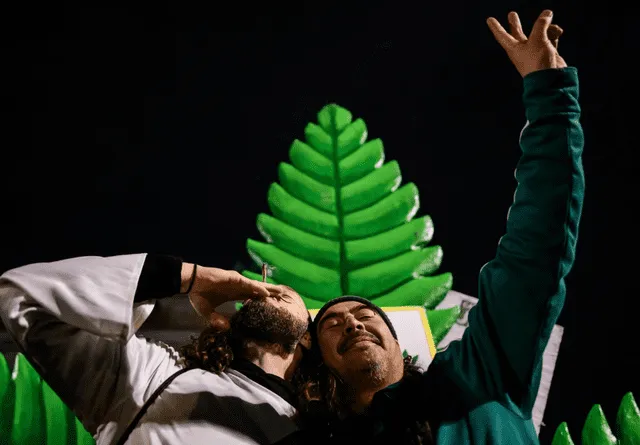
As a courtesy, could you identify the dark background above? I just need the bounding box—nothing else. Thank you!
[1,1,636,443]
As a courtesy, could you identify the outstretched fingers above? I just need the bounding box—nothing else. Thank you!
[529,10,554,43]
[507,12,527,42]
[487,16,518,50]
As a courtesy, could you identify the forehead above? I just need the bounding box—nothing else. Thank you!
[280,286,302,302]
[277,286,306,310]
[319,301,371,321]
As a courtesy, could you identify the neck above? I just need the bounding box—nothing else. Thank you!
[243,342,295,380]
[350,389,377,414]
[344,367,404,414]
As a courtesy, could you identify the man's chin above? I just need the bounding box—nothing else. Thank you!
[342,351,385,385]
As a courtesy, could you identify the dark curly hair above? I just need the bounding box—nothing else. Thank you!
[179,299,312,375]
[297,355,434,445]
[180,324,236,373]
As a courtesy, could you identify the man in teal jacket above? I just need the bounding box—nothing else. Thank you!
[303,9,584,444]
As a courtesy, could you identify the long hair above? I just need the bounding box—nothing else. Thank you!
[180,324,234,373]
[179,310,313,375]
[298,355,434,445]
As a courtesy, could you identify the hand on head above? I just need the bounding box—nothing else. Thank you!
[487,10,567,77]
[186,265,293,330]
[180,265,311,379]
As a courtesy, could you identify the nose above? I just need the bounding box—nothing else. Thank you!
[343,314,364,335]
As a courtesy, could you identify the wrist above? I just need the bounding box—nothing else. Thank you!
[180,263,197,294]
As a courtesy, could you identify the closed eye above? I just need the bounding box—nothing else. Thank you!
[355,308,376,320]
[324,318,343,329]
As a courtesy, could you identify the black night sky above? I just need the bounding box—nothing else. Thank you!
[1,1,636,443]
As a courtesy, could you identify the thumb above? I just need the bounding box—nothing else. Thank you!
[529,10,553,43]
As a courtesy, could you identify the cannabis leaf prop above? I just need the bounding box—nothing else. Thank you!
[242,103,459,344]
[552,392,640,445]
[0,353,94,445]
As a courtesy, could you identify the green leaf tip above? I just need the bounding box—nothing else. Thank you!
[318,104,353,134]
[427,306,461,345]
[552,422,576,445]
[617,392,640,445]
[582,404,617,445]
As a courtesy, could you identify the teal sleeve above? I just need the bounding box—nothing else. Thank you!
[432,68,585,415]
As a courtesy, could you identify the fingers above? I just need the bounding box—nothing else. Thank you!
[487,17,518,49]
[529,9,553,43]
[547,24,563,49]
[507,12,527,41]
[231,271,296,302]
[547,24,563,40]
[264,284,294,303]
[262,282,285,296]
[235,273,271,298]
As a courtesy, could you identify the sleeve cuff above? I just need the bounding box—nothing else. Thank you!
[134,254,182,302]
[523,67,580,123]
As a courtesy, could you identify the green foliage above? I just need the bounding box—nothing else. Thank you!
[402,349,420,365]
[0,352,13,440]
[0,353,95,445]
[617,393,640,445]
[552,422,576,445]
[242,103,459,345]
[582,405,617,445]
[552,392,640,445]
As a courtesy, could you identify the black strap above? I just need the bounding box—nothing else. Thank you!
[184,264,198,295]
[115,367,192,445]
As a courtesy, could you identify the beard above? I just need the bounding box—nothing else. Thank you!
[341,352,385,388]
[360,360,385,387]
[230,299,308,354]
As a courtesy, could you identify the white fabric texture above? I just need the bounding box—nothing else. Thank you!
[0,254,299,444]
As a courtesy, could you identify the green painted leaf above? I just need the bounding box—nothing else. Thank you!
[42,379,76,445]
[369,274,452,310]
[582,404,617,445]
[427,306,461,345]
[551,422,576,445]
[617,392,640,445]
[401,350,420,365]
[75,416,95,445]
[243,103,456,341]
[12,353,46,444]
[0,353,14,440]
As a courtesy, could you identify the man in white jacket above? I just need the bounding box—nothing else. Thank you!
[0,253,312,444]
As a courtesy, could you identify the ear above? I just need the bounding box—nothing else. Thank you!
[299,331,312,350]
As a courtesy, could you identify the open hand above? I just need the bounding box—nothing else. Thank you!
[487,10,567,78]
[187,266,284,330]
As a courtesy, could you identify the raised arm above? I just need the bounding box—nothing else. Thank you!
[0,254,185,433]
[0,253,276,435]
[433,10,584,415]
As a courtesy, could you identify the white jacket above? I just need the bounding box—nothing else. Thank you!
[0,254,299,444]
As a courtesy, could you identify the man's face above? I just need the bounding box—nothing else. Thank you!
[316,301,403,386]
[231,285,309,354]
